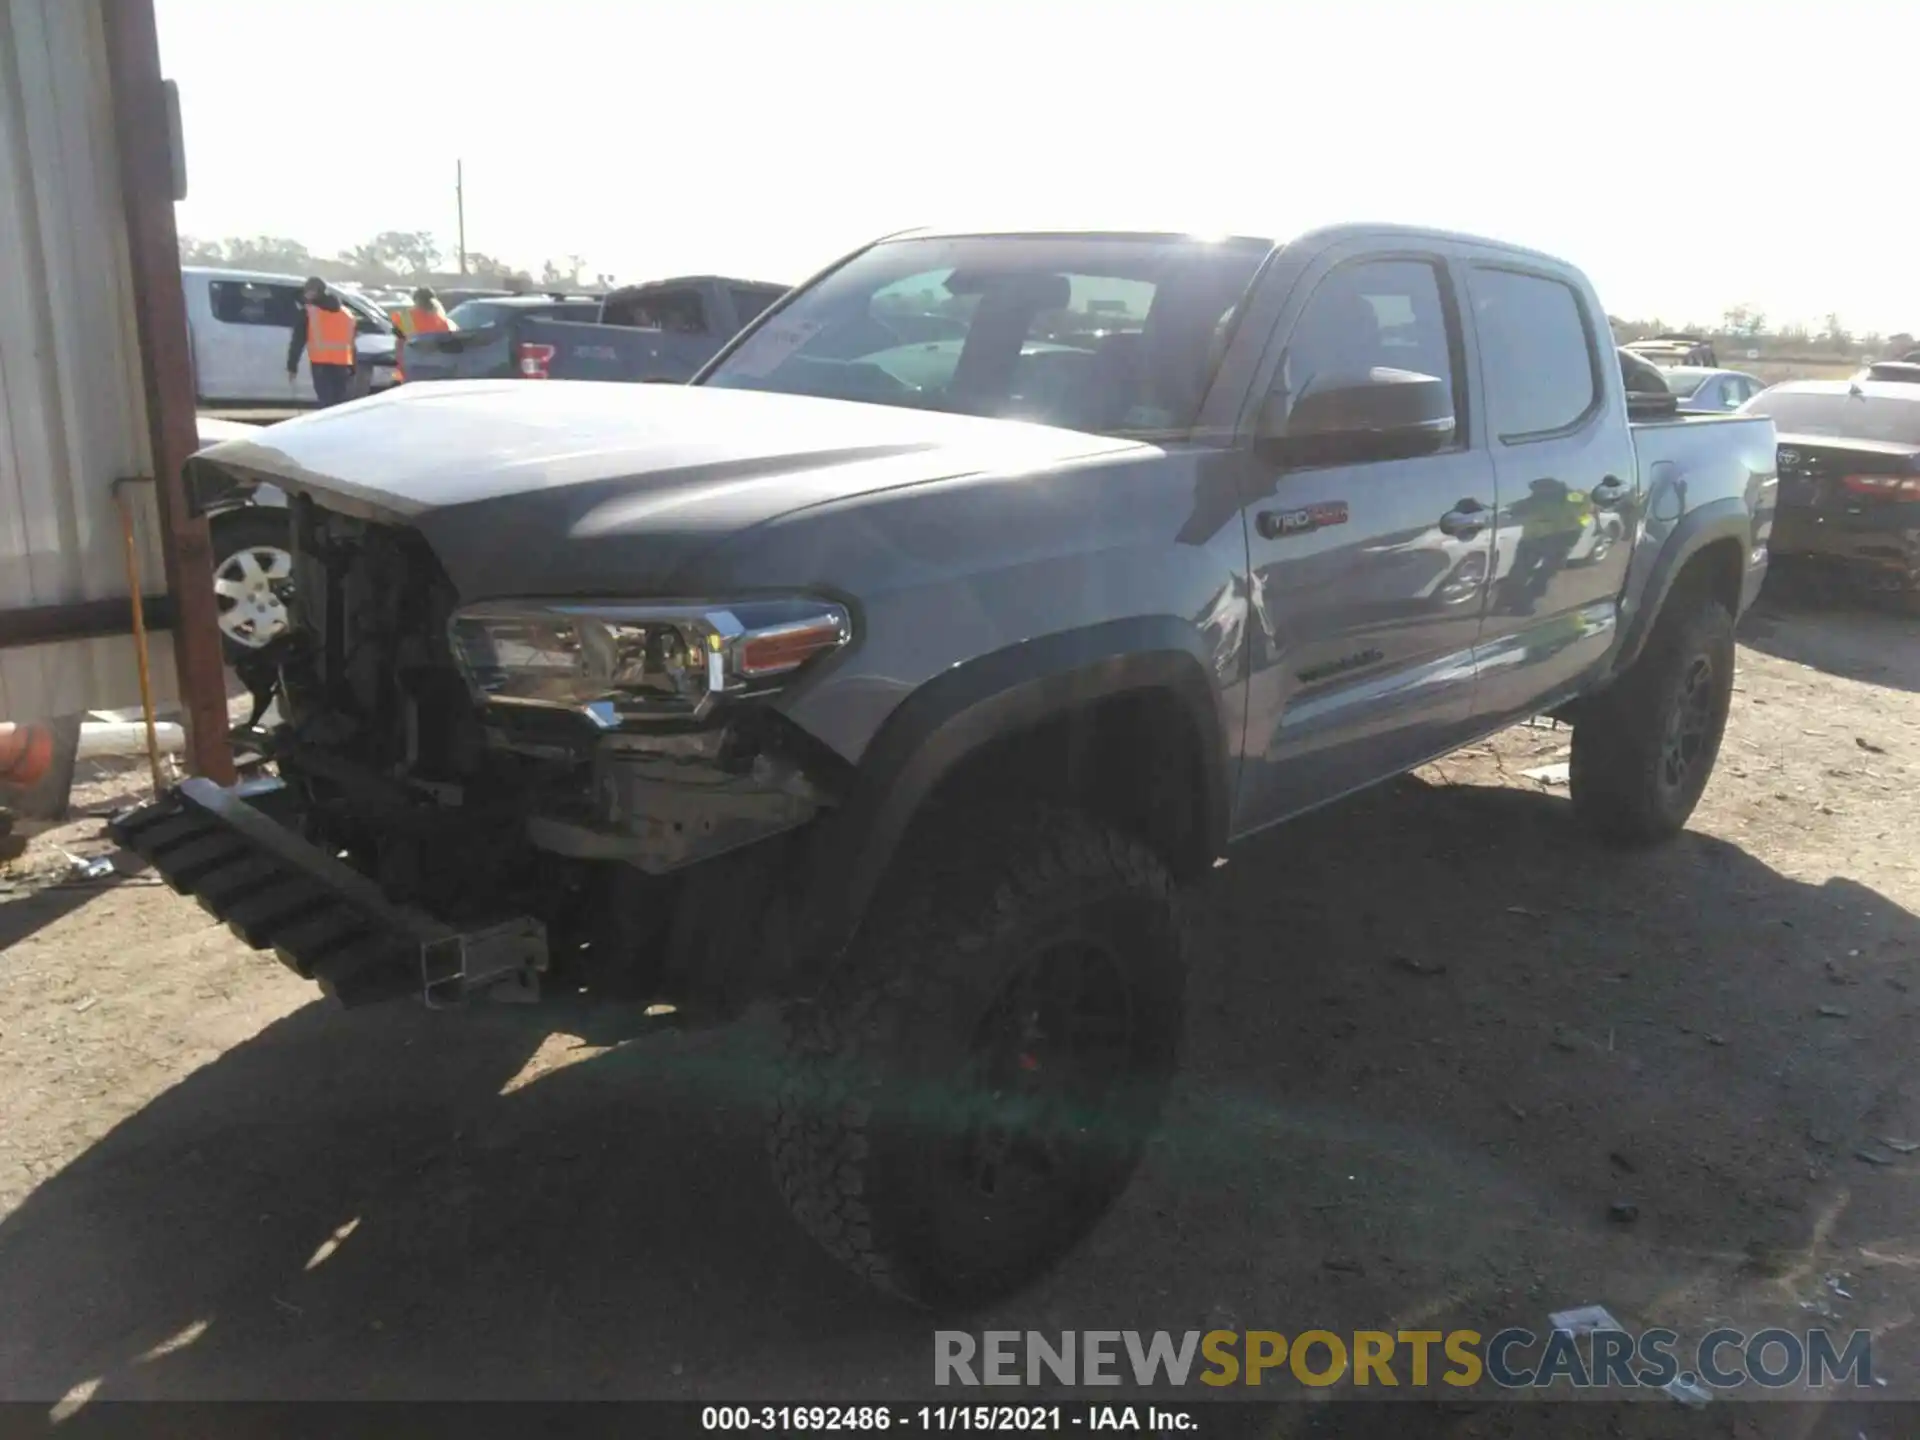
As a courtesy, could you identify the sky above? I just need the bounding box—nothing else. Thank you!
[157,0,1920,334]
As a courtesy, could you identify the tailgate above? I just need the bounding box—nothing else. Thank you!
[538,320,717,383]
[111,777,546,1007]
[402,325,515,382]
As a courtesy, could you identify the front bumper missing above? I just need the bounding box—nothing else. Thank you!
[110,777,547,1007]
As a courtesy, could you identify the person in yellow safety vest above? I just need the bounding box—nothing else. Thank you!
[286,276,358,407]
[1503,478,1584,617]
[392,286,453,381]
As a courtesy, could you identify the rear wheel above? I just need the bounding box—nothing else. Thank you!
[769,807,1184,1308]
[1570,589,1735,844]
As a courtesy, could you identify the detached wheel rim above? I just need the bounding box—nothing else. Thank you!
[957,939,1135,1207]
[1660,653,1716,793]
[213,543,293,649]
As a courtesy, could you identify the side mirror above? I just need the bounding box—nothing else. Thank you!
[1258,367,1455,467]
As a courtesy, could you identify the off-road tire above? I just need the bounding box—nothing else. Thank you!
[769,806,1184,1309]
[1570,590,1735,844]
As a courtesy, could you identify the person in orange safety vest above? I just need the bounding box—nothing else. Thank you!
[392,286,453,381]
[286,276,359,407]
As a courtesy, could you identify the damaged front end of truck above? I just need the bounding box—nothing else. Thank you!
[114,484,855,1015]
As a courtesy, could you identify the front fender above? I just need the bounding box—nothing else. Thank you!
[790,616,1233,973]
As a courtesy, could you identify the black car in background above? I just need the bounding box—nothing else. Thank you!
[1742,379,1920,604]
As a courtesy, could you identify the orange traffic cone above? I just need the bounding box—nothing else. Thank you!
[0,722,54,788]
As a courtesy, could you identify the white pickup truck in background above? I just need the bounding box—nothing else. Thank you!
[180,266,400,405]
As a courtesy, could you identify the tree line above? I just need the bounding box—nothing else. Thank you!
[1610,306,1911,359]
[177,231,619,293]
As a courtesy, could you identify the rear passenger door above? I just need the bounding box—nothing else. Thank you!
[1234,250,1498,830]
[1466,262,1638,722]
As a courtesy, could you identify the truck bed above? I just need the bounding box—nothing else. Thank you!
[519,318,721,383]
[401,317,723,384]
[1625,410,1778,614]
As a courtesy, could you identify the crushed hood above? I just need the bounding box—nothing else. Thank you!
[188,380,1141,600]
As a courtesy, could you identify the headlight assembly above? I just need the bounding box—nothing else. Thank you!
[448,597,851,726]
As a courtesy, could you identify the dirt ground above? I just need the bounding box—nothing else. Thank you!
[2,589,1918,1434]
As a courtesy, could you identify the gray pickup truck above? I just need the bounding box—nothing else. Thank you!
[399,276,789,384]
[118,222,1776,1308]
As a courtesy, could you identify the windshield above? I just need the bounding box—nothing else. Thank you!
[701,234,1271,436]
[1661,367,1711,398]
[338,293,392,332]
[1743,388,1920,444]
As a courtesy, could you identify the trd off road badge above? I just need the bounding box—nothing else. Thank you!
[1260,500,1350,539]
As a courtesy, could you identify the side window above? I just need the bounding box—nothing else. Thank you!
[208,280,302,328]
[1469,267,1600,441]
[1280,256,1463,435]
[629,289,709,335]
[729,286,782,329]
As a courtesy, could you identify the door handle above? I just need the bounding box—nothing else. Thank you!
[1438,500,1487,538]
[1591,476,1631,509]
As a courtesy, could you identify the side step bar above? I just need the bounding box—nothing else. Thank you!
[109,777,546,1008]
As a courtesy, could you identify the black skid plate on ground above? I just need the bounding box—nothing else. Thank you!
[109,777,547,1008]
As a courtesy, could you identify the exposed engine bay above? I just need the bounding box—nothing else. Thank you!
[222,494,849,1009]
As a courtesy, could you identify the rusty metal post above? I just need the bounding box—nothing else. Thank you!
[99,0,234,784]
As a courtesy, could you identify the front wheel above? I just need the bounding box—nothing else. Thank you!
[209,508,295,664]
[1569,590,1735,844]
[769,807,1184,1308]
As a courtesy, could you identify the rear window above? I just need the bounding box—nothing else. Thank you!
[1743,389,1920,445]
[1470,267,1601,440]
[445,300,598,329]
[208,280,301,327]
[730,286,784,328]
[1660,368,1710,399]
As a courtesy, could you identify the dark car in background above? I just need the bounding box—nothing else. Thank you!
[1857,361,1920,386]
[1742,379,1920,603]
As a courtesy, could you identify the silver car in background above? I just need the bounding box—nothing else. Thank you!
[1661,366,1766,413]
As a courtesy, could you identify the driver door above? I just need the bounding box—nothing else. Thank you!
[1234,251,1497,832]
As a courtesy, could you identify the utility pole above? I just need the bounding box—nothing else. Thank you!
[456,158,467,275]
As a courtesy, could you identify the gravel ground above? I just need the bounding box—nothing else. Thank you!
[1,590,1916,1435]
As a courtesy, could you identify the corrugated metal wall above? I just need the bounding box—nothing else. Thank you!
[0,0,178,722]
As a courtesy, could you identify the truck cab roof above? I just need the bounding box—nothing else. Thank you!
[890,219,1575,268]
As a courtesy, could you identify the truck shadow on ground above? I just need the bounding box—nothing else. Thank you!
[2,777,1918,1413]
